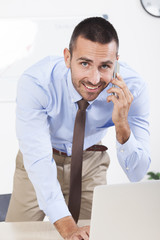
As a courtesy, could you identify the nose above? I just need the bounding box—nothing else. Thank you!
[89,68,101,85]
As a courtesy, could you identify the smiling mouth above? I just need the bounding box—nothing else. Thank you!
[83,83,101,91]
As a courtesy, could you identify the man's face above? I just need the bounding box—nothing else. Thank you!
[64,36,118,101]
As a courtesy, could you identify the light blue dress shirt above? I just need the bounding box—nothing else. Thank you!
[16,56,151,223]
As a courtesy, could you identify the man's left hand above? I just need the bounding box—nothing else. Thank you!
[107,73,134,144]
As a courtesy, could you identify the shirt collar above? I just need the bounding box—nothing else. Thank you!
[67,69,82,103]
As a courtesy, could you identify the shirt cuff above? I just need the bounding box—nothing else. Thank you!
[116,131,138,171]
[116,131,138,156]
[45,198,71,224]
[116,131,151,182]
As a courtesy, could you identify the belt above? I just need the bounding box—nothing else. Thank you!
[53,145,108,157]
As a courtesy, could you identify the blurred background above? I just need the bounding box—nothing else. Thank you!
[0,0,160,193]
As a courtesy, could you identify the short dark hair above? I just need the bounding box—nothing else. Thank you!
[69,17,119,56]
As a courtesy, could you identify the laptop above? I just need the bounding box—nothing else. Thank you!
[89,180,160,240]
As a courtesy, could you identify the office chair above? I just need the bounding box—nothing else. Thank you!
[0,193,11,221]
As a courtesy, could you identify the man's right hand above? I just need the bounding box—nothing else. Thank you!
[54,216,90,240]
[65,225,90,240]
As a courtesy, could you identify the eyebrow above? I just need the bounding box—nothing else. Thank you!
[77,57,113,65]
[77,57,93,63]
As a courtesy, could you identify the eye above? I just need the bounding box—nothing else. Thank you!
[101,64,108,69]
[81,62,88,67]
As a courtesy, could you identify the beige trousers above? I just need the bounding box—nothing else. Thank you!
[6,149,110,222]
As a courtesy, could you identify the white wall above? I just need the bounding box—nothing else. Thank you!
[0,0,160,193]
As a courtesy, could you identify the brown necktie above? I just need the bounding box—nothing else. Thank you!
[68,99,89,223]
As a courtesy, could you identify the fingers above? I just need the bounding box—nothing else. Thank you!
[107,73,134,106]
[77,226,90,240]
[65,226,90,240]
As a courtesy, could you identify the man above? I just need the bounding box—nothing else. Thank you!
[6,17,150,239]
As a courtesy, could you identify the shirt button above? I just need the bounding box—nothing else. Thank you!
[126,167,129,170]
[120,149,124,153]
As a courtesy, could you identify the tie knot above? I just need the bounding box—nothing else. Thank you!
[77,99,89,110]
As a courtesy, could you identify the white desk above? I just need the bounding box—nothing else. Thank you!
[0,220,90,240]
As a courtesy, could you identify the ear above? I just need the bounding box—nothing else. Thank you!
[116,55,119,61]
[64,48,71,68]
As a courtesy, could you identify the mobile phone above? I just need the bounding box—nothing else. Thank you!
[112,60,120,96]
